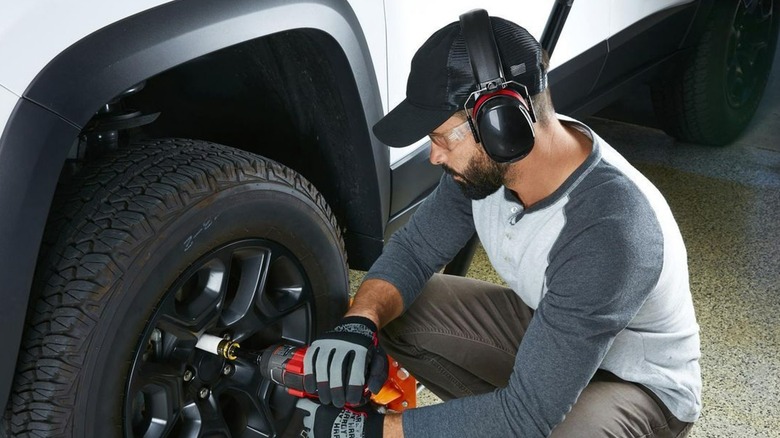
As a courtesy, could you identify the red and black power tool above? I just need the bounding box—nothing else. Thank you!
[195,333,416,412]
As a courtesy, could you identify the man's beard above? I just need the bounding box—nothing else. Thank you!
[443,149,508,200]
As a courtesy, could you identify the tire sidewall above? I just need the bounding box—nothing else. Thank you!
[71,180,348,436]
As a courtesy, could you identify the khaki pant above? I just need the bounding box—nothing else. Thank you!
[380,274,693,437]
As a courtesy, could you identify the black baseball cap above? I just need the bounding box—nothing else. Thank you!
[373,14,546,148]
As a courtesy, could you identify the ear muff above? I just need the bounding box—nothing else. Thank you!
[472,88,535,162]
[460,9,536,163]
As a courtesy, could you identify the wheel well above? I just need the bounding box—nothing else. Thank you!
[91,29,383,268]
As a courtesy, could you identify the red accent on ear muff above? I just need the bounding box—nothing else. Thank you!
[472,88,528,119]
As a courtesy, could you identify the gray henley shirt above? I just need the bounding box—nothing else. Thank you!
[366,117,702,437]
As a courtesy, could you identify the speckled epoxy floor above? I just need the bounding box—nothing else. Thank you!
[350,37,780,438]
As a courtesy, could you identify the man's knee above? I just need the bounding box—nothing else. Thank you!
[550,373,689,438]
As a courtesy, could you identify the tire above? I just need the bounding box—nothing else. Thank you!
[651,0,778,145]
[5,139,349,437]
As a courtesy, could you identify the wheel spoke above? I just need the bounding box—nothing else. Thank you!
[127,362,184,438]
[196,396,232,437]
[133,361,184,384]
[155,319,200,362]
[221,247,271,327]
[255,254,308,319]
[214,383,287,438]
[224,311,264,345]
[176,401,204,437]
[226,248,312,347]
[162,256,227,331]
[258,380,301,437]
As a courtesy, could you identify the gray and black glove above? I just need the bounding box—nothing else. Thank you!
[297,398,384,438]
[303,316,388,407]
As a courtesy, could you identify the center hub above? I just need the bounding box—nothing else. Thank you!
[195,351,226,383]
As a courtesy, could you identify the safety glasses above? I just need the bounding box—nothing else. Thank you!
[428,120,473,150]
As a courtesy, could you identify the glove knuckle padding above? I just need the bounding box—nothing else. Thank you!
[317,347,339,405]
[315,347,335,383]
[330,348,349,389]
[349,350,367,386]
[303,346,318,391]
[304,345,317,375]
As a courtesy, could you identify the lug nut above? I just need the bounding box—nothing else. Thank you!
[183,369,194,382]
[222,364,234,376]
[199,387,210,399]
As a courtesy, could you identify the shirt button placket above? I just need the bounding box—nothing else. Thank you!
[509,206,520,225]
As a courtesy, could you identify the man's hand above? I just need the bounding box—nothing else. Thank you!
[303,316,388,407]
[297,397,384,438]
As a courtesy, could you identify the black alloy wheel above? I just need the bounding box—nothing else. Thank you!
[128,239,313,437]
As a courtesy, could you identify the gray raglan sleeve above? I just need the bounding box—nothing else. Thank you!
[364,174,475,310]
[402,178,665,437]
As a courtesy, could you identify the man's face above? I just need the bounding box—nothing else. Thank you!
[428,116,509,200]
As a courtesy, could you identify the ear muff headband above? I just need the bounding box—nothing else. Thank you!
[459,9,504,89]
[459,9,536,163]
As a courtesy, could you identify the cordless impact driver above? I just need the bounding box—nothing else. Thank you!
[195,333,416,412]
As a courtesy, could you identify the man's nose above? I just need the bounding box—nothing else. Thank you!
[429,142,446,166]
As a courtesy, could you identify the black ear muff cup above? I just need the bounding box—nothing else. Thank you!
[460,9,538,163]
[474,94,535,163]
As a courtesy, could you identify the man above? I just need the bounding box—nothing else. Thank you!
[297,11,702,438]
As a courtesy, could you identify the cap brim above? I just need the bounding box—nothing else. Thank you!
[373,99,458,148]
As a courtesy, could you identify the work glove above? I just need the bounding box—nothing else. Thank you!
[297,398,384,438]
[303,315,388,407]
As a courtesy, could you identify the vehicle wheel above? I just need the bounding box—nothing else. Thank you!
[5,139,349,437]
[651,0,778,145]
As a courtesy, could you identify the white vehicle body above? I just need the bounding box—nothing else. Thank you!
[0,0,693,164]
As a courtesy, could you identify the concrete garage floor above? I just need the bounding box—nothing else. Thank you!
[350,43,779,436]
